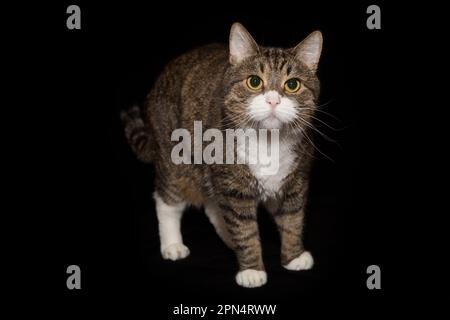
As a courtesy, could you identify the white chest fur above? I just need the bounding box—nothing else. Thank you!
[237,135,297,200]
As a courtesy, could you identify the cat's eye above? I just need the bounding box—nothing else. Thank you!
[246,75,263,91]
[284,78,301,93]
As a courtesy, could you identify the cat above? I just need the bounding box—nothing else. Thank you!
[121,22,322,288]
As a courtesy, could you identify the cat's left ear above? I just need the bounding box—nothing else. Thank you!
[293,31,323,73]
[229,23,259,65]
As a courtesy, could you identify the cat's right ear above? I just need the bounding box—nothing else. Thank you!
[229,23,259,65]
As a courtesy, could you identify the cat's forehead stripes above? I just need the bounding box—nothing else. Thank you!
[251,48,296,91]
[286,65,292,76]
[260,48,292,73]
[259,62,265,74]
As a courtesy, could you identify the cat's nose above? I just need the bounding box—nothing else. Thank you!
[265,91,281,108]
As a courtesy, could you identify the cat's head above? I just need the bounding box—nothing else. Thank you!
[223,23,322,131]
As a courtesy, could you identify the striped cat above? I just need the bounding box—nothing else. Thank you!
[121,23,322,288]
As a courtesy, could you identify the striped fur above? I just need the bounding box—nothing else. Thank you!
[122,23,323,287]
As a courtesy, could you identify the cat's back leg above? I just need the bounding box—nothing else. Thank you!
[204,201,234,249]
[153,189,190,261]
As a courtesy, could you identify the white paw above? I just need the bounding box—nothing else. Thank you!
[283,251,314,271]
[161,243,190,261]
[235,269,267,288]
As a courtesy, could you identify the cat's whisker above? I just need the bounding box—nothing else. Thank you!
[219,113,253,129]
[298,107,342,123]
[296,116,338,144]
[232,117,254,130]
[307,114,344,131]
[291,119,335,162]
[315,99,334,109]
[287,123,317,159]
[277,108,299,120]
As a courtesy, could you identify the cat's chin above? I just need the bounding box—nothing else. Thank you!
[260,117,283,130]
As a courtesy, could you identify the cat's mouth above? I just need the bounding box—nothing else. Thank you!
[259,115,283,129]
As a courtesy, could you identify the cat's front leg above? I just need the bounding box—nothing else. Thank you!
[273,194,314,271]
[218,200,266,288]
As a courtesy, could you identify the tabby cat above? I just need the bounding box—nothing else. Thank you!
[121,23,323,288]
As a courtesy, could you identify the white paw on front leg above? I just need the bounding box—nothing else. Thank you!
[283,251,314,271]
[235,269,267,288]
[161,243,190,261]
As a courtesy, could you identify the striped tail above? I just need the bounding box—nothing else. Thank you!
[120,105,154,163]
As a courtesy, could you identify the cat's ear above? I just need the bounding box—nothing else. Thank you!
[229,23,259,65]
[293,31,323,73]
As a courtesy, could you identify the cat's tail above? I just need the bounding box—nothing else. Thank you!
[120,105,155,163]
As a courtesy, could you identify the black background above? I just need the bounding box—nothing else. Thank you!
[16,0,426,317]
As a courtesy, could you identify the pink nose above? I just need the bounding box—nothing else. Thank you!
[266,95,280,108]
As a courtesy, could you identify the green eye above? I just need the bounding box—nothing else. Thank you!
[246,75,263,91]
[284,78,301,93]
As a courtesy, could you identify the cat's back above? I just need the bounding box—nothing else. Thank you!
[146,43,228,132]
[169,43,228,78]
[150,43,228,104]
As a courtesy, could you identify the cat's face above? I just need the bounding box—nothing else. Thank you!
[223,23,322,131]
